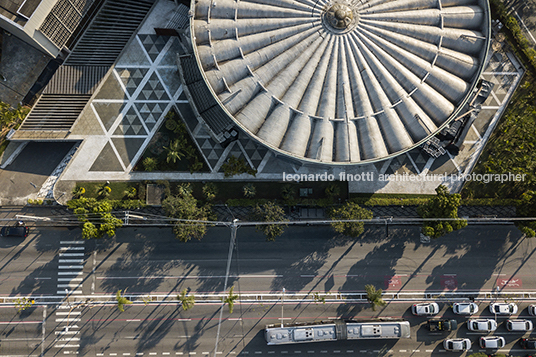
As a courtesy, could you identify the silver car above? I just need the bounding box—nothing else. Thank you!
[507,319,533,331]
[444,338,472,352]
[489,302,518,315]
[480,336,506,349]
[467,319,497,332]
[453,302,479,315]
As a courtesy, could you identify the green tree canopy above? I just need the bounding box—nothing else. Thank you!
[329,202,373,238]
[365,284,387,311]
[162,184,210,242]
[177,289,195,311]
[116,289,133,312]
[418,185,467,238]
[223,286,239,314]
[68,197,123,239]
[251,201,287,241]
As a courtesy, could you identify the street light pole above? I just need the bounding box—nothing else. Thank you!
[281,288,285,328]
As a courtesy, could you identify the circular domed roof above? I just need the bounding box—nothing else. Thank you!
[191,0,490,164]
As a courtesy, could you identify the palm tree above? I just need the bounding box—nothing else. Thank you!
[223,286,239,314]
[177,289,195,311]
[365,284,387,311]
[164,139,185,164]
[116,289,133,312]
[72,186,85,198]
[242,183,256,198]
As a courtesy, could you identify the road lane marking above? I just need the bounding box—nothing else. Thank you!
[58,271,83,275]
[58,278,83,282]
[55,318,81,322]
[57,290,82,294]
[55,331,80,335]
[346,351,353,353]
[60,253,85,257]
[59,259,84,264]
[163,353,170,356]
[60,241,84,244]
[60,247,85,251]
[123,354,130,356]
[53,344,80,348]
[127,319,141,322]
[58,266,84,269]
[426,350,434,353]
[399,350,407,353]
[56,312,81,316]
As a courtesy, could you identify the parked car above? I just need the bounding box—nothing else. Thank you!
[480,336,506,349]
[520,338,536,349]
[427,319,458,332]
[443,338,471,352]
[507,319,533,331]
[412,302,440,316]
[453,302,479,315]
[529,305,536,316]
[467,319,497,332]
[0,223,29,238]
[489,302,518,315]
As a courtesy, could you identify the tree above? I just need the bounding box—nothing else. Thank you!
[143,157,158,172]
[116,289,133,312]
[223,286,239,314]
[0,101,30,130]
[251,201,287,241]
[418,185,467,238]
[517,190,536,237]
[365,284,387,311]
[202,183,218,201]
[68,197,123,239]
[162,184,210,242]
[329,202,373,238]
[177,289,195,311]
[97,184,111,198]
[124,187,137,199]
[242,183,256,198]
[221,156,257,177]
[164,139,186,164]
[72,186,85,199]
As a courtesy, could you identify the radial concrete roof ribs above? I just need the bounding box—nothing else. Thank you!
[190,0,491,164]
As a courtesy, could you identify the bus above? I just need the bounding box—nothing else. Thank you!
[265,319,411,345]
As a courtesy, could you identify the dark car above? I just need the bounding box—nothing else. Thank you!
[0,225,29,237]
[521,338,536,349]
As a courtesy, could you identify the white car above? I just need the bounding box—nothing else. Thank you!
[529,305,536,316]
[480,336,506,349]
[489,302,518,315]
[506,319,533,331]
[453,302,479,315]
[467,319,497,332]
[444,338,472,352]
[412,302,440,316]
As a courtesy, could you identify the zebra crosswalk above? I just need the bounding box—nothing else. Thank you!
[54,240,86,354]
[57,241,86,295]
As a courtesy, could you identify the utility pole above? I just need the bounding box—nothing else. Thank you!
[281,288,285,328]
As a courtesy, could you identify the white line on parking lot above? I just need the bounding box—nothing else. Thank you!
[60,241,84,244]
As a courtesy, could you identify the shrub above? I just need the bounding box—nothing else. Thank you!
[281,184,296,201]
[242,183,256,198]
[124,187,137,199]
[202,183,218,201]
[72,187,85,198]
[143,157,158,172]
[221,156,257,177]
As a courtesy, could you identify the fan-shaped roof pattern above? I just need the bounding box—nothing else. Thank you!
[191,0,490,164]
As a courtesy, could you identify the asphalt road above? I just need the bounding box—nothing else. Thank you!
[90,224,532,296]
[1,223,536,356]
[4,300,536,357]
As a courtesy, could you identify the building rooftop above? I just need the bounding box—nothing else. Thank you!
[0,0,43,26]
[191,0,491,164]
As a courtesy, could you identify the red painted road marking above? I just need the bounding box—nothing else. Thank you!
[498,278,522,288]
[441,275,457,290]
[385,276,401,289]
